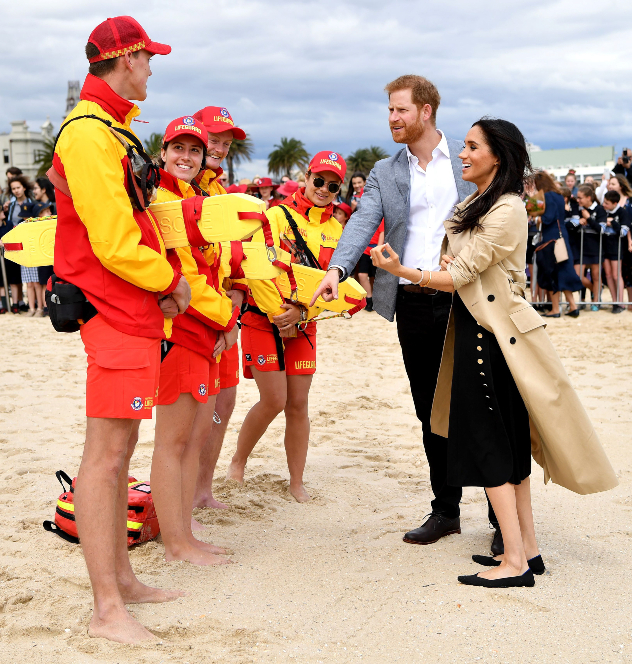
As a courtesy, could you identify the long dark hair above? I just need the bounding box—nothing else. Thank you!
[35,177,56,203]
[452,117,531,234]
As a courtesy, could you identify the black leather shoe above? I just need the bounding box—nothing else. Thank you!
[472,554,546,575]
[403,513,461,545]
[491,528,504,556]
[458,569,535,588]
[565,309,579,318]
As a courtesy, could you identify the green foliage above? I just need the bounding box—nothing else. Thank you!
[34,137,55,177]
[346,146,390,175]
[225,135,254,185]
[268,138,310,178]
[144,132,164,160]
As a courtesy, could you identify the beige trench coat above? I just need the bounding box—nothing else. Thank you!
[430,193,618,495]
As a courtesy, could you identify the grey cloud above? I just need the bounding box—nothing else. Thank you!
[2,0,631,180]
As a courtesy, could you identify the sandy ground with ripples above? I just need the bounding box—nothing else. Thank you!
[0,308,631,663]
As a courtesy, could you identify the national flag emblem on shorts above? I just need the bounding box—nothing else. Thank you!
[131,397,143,411]
[199,384,207,396]
[257,355,266,366]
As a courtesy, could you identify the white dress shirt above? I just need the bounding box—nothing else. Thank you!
[399,131,459,283]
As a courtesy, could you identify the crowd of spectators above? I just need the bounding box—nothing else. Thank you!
[2,155,632,319]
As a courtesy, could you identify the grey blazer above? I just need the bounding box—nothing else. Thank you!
[330,138,476,321]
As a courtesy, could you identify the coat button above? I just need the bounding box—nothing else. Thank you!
[487,294,495,302]
[477,359,483,364]
[510,337,516,345]
[477,346,482,351]
[477,333,482,339]
[480,372,485,376]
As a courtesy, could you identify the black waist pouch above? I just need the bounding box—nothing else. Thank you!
[45,274,97,333]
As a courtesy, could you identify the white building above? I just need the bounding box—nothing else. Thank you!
[0,119,54,180]
[528,145,615,182]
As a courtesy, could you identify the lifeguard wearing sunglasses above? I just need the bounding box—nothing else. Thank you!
[226,151,347,503]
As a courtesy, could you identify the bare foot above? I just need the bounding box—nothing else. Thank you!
[226,460,245,483]
[477,561,528,580]
[190,537,228,555]
[289,483,311,503]
[118,578,186,604]
[194,493,229,509]
[88,607,157,644]
[164,545,232,566]
[191,517,206,531]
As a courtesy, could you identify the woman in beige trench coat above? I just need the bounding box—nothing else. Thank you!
[371,118,618,590]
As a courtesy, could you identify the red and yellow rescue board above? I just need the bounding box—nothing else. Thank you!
[149,193,266,249]
[218,242,291,280]
[276,264,367,318]
[2,216,57,267]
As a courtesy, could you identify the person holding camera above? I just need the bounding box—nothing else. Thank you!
[614,148,632,186]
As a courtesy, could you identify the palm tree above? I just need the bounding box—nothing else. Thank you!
[34,137,55,176]
[144,132,164,160]
[268,138,309,178]
[225,135,254,185]
[346,146,390,175]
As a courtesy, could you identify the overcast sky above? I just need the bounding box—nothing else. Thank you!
[2,0,632,179]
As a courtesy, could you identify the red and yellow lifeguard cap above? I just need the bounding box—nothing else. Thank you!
[308,151,347,181]
[192,107,247,140]
[88,16,171,63]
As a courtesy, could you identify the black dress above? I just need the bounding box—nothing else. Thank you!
[447,293,532,488]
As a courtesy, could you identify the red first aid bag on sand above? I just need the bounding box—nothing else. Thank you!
[43,470,160,547]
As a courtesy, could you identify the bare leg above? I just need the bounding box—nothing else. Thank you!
[357,272,372,299]
[604,260,617,304]
[152,394,229,566]
[194,386,237,509]
[35,282,46,311]
[283,374,313,502]
[226,368,287,482]
[182,396,228,556]
[550,291,560,314]
[589,264,600,302]
[75,417,156,644]
[26,282,36,312]
[114,422,185,604]
[477,483,529,580]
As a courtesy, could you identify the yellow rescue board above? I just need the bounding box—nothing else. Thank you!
[218,242,291,280]
[3,217,57,267]
[150,193,266,249]
[276,264,367,317]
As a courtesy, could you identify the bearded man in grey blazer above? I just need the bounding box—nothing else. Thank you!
[312,75,502,554]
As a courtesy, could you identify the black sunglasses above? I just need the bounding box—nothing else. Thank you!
[312,176,341,193]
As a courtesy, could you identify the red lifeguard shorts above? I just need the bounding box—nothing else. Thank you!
[241,324,316,378]
[80,314,161,419]
[157,344,220,406]
[218,343,240,389]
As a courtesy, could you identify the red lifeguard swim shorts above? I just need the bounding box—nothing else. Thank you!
[218,343,240,389]
[80,314,161,419]
[241,325,316,378]
[157,344,219,405]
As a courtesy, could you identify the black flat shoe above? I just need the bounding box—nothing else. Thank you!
[565,309,579,318]
[458,569,535,588]
[472,554,546,575]
[543,312,560,318]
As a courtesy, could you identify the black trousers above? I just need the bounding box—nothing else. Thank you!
[395,287,498,526]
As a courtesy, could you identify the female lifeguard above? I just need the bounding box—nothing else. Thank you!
[226,152,347,501]
[150,116,239,565]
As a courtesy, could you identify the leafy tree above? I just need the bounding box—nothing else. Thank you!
[346,145,390,174]
[34,137,55,177]
[225,135,254,185]
[144,132,164,160]
[268,137,309,178]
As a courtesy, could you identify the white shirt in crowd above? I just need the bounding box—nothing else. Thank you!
[399,130,459,284]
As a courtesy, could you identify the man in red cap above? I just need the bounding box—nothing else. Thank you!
[49,16,189,644]
[189,106,250,514]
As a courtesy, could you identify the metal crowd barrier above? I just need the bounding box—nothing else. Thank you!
[529,226,629,307]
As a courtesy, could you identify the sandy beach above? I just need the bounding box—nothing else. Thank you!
[0,308,631,663]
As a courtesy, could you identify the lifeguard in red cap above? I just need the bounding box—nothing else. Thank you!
[150,115,238,566]
[188,106,250,512]
[226,151,347,502]
[49,16,189,644]
[250,177,281,209]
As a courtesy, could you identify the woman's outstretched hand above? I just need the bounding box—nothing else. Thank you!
[370,243,402,276]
